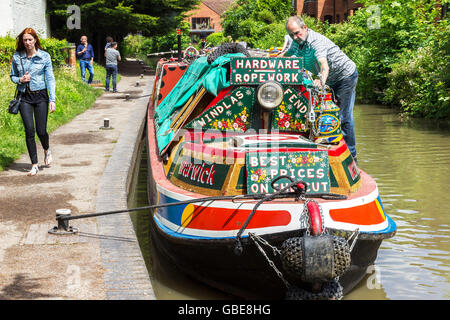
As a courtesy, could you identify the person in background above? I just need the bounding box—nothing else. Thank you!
[282,16,359,163]
[76,35,95,84]
[104,42,121,93]
[10,27,56,176]
[104,36,113,53]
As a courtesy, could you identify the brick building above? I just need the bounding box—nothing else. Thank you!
[185,0,363,42]
[293,0,363,23]
[185,0,235,39]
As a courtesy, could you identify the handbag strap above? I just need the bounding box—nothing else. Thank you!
[19,55,26,74]
[13,85,19,99]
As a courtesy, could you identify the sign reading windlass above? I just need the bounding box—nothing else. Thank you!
[230,57,304,85]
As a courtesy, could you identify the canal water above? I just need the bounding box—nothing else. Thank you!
[128,104,450,300]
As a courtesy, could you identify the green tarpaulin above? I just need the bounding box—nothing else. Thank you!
[155,53,246,153]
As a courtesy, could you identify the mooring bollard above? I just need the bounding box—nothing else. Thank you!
[99,118,113,130]
[48,209,78,235]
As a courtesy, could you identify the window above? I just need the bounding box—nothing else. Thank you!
[191,17,211,30]
[303,0,317,18]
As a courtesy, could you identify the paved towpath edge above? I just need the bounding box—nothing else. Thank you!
[95,75,156,300]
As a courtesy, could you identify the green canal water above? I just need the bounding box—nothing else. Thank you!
[129,104,450,300]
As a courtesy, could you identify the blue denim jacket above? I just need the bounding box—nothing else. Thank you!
[10,49,56,102]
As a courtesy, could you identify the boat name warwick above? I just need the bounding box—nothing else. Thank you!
[178,161,216,185]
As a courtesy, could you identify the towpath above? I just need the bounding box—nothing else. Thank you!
[0,59,155,300]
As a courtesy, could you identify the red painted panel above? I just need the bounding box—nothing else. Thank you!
[183,205,291,231]
[329,200,385,225]
[157,62,189,106]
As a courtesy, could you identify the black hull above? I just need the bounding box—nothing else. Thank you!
[146,150,381,299]
[147,206,381,299]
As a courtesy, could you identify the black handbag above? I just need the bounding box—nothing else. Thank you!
[8,56,26,115]
[8,86,21,114]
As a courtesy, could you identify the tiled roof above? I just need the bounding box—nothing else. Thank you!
[202,0,236,15]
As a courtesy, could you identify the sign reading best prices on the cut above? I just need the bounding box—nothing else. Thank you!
[230,57,304,85]
[246,151,330,195]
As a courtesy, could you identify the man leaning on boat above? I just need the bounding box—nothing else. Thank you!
[281,16,359,164]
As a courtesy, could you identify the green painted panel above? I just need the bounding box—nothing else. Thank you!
[230,57,304,85]
[246,151,330,195]
[272,86,309,132]
[172,155,230,191]
[342,155,361,186]
[185,87,256,132]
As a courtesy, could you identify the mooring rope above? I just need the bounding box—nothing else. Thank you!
[58,186,346,223]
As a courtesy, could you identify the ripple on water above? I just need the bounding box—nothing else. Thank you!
[352,104,450,300]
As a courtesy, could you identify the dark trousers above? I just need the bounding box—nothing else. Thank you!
[105,64,118,92]
[329,70,358,159]
[19,100,49,164]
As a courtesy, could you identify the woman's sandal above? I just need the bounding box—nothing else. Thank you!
[44,150,53,166]
[27,165,39,176]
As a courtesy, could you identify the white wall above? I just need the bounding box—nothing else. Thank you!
[0,1,15,37]
[0,0,50,38]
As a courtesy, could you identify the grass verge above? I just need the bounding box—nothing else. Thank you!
[0,62,119,171]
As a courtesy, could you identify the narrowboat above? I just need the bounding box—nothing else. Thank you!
[145,44,396,299]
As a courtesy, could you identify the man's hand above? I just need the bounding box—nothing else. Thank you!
[314,79,323,90]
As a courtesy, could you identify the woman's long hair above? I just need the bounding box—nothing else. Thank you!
[16,27,42,52]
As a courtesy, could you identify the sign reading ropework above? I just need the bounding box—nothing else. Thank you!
[246,151,330,195]
[230,57,304,85]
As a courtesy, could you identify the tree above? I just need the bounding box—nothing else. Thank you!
[47,0,199,61]
[221,0,291,48]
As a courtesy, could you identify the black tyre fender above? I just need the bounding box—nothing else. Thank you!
[207,42,251,64]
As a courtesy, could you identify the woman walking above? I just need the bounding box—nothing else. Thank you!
[10,27,56,176]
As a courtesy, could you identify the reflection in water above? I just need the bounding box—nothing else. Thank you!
[346,105,450,300]
[129,105,450,300]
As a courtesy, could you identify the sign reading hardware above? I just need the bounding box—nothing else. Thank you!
[246,151,330,195]
[230,57,304,85]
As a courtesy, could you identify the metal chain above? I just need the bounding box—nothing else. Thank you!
[300,199,326,236]
[300,202,311,235]
[347,228,360,252]
[249,233,290,289]
[249,232,281,256]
